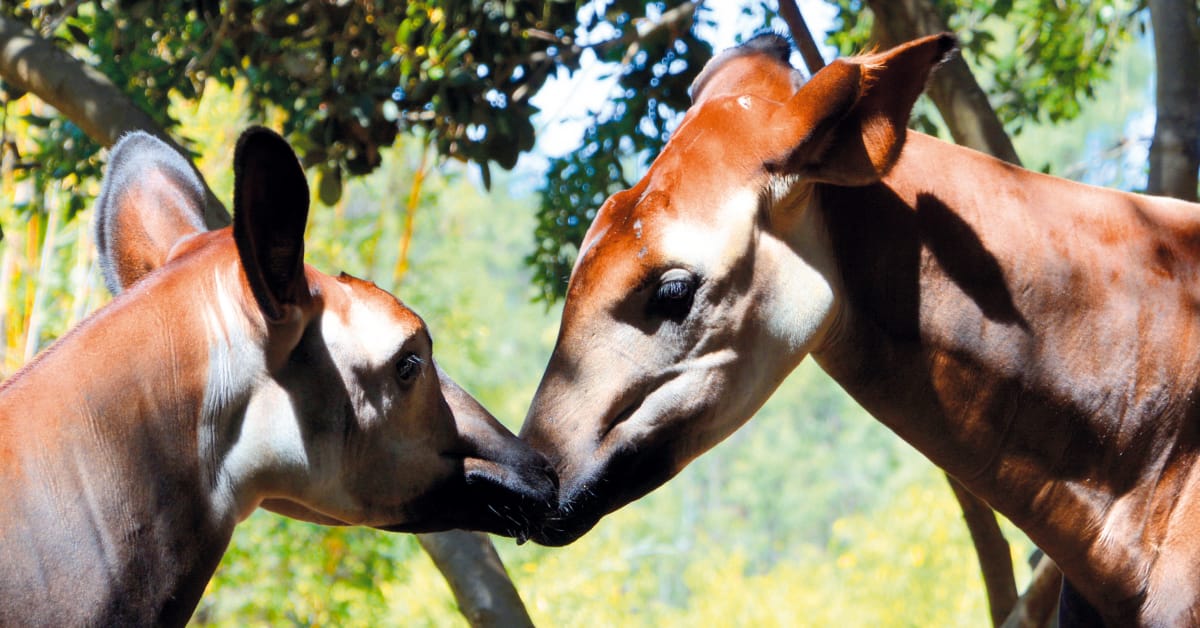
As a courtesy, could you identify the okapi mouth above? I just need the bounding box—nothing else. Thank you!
[377,452,559,538]
[525,435,678,547]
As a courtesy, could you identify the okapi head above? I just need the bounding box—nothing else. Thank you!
[95,128,558,537]
[521,34,955,545]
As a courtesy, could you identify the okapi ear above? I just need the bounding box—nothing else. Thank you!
[94,131,208,295]
[232,126,310,323]
[771,33,957,186]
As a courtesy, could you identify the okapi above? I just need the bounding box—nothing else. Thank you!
[0,128,555,626]
[521,33,1199,625]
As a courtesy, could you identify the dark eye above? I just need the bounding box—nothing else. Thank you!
[396,353,424,383]
[648,269,696,320]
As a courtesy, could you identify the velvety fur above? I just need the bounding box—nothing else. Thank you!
[523,34,1199,625]
[1,128,555,626]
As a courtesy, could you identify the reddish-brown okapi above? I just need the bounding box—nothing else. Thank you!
[0,128,556,626]
[521,33,1200,625]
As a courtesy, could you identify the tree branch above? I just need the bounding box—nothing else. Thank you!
[777,0,826,73]
[417,531,535,628]
[946,475,1018,625]
[1001,553,1062,628]
[0,14,230,227]
[520,1,700,79]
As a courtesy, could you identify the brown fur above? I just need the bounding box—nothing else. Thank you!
[522,34,1200,625]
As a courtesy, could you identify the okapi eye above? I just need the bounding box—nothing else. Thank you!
[648,269,697,320]
[396,353,424,383]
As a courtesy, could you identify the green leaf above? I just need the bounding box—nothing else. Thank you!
[67,23,90,45]
[318,165,343,206]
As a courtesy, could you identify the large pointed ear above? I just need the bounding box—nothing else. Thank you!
[232,126,310,323]
[94,131,208,294]
[769,33,957,186]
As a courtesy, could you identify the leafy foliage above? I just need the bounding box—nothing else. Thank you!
[0,0,1155,301]
[527,2,714,301]
[2,0,610,204]
[0,1,714,210]
[2,0,722,302]
[827,0,1144,135]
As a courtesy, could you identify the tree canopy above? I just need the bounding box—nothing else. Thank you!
[0,1,713,204]
[0,0,1155,300]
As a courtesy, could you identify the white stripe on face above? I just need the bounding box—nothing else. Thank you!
[321,280,417,376]
[654,188,759,276]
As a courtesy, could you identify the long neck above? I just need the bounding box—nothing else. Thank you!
[811,133,1200,614]
[0,267,239,626]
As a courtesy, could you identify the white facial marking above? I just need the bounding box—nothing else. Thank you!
[657,188,759,275]
[322,282,411,374]
[633,219,643,240]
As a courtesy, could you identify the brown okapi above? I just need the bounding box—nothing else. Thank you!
[520,33,1200,625]
[0,128,556,626]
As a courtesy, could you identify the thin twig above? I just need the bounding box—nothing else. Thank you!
[38,0,81,38]
[777,0,827,73]
[393,141,430,286]
[185,2,234,94]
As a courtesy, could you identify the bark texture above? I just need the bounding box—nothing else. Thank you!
[1147,0,1200,201]
[418,532,535,627]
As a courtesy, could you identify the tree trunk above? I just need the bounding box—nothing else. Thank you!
[1147,0,1200,201]
[0,15,535,625]
[865,0,1022,166]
